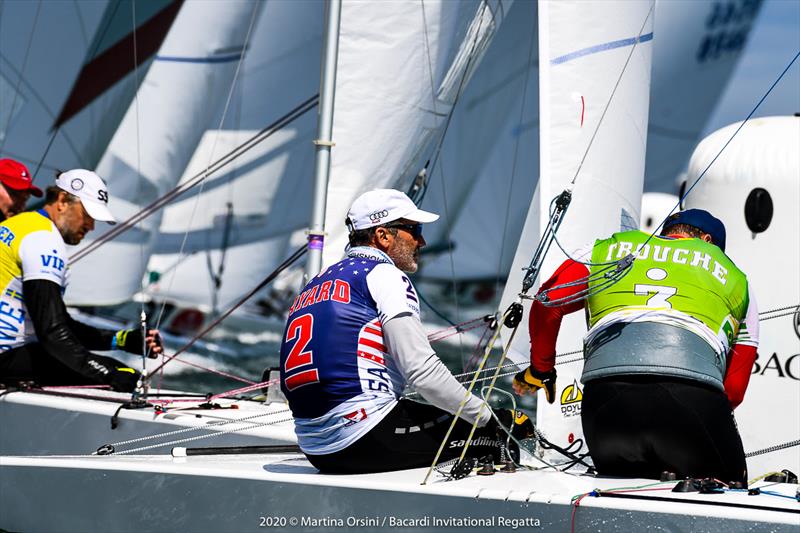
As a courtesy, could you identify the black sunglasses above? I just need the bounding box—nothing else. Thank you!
[382,222,423,239]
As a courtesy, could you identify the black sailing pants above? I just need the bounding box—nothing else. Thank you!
[0,343,119,387]
[581,375,747,483]
[305,399,508,474]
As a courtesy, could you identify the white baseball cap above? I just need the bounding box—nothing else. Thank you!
[56,169,116,224]
[346,189,439,231]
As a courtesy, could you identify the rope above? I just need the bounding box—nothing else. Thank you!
[69,94,318,264]
[162,357,256,386]
[567,2,654,188]
[642,48,800,247]
[147,244,307,378]
[0,0,42,156]
[421,308,510,485]
[96,408,294,455]
[745,439,800,459]
[533,49,800,306]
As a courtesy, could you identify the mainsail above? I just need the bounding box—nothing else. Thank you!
[320,0,513,269]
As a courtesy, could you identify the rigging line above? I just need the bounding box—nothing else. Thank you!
[69,94,318,264]
[113,414,296,455]
[416,0,493,206]
[759,304,800,315]
[641,48,800,251]
[568,2,654,187]
[29,0,125,178]
[130,0,148,367]
[147,244,307,378]
[745,439,800,459]
[495,1,537,303]
[415,284,457,327]
[419,0,463,349]
[97,408,292,452]
[0,0,42,155]
[421,307,507,484]
[152,1,262,340]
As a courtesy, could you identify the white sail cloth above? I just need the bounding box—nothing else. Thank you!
[66,0,260,306]
[499,0,655,454]
[417,0,539,289]
[0,0,171,174]
[320,0,513,269]
[144,0,323,311]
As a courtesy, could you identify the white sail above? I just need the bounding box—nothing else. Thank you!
[499,0,655,454]
[65,0,261,306]
[683,116,800,474]
[0,0,180,174]
[143,0,323,314]
[645,0,762,192]
[417,0,539,295]
[320,0,513,268]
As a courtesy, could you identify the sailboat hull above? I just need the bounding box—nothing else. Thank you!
[0,390,295,456]
[0,453,797,532]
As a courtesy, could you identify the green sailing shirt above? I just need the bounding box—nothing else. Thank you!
[585,230,759,357]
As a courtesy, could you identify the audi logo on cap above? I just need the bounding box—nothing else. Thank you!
[369,210,389,222]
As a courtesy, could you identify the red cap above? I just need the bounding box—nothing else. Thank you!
[0,159,43,197]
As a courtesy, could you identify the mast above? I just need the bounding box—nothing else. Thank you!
[305,0,342,281]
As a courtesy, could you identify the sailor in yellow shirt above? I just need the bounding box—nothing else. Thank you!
[0,170,162,392]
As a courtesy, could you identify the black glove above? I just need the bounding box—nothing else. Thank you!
[107,365,141,393]
[496,409,536,440]
[513,367,557,404]
[115,328,162,356]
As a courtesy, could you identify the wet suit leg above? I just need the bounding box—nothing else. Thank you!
[582,376,747,483]
[306,399,508,474]
[0,343,123,387]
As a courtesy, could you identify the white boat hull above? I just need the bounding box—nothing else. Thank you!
[0,452,797,532]
[0,389,296,456]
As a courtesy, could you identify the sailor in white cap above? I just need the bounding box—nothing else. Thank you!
[279,189,533,474]
[0,170,162,392]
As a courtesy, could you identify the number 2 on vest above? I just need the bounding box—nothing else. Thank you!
[634,284,678,308]
[284,313,320,391]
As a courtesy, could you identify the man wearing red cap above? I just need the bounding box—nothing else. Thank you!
[513,209,759,483]
[0,159,43,222]
[0,169,162,392]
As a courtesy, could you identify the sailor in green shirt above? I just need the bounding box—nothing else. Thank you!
[513,209,759,483]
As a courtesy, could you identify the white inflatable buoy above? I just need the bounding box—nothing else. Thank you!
[684,115,800,475]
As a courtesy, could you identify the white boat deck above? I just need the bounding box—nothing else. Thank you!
[1,450,797,532]
[0,388,296,455]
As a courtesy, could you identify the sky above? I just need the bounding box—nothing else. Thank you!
[703,0,800,135]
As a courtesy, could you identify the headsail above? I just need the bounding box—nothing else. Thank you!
[0,0,179,174]
[500,0,655,455]
[144,0,323,314]
[65,0,261,306]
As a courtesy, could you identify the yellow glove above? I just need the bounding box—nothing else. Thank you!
[512,367,557,404]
